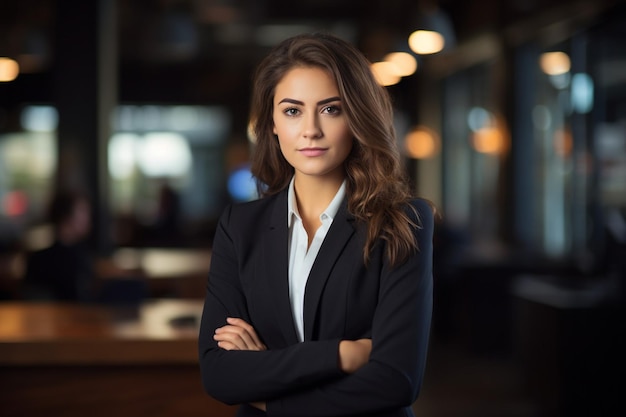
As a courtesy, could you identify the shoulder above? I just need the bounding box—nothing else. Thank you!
[226,192,283,217]
[218,191,286,230]
[405,199,436,250]
[408,198,435,229]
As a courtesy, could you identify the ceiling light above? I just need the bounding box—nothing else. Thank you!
[408,30,445,55]
[0,58,19,82]
[383,52,418,77]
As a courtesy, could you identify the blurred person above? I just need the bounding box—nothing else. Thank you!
[151,180,182,245]
[0,222,21,300]
[22,188,94,302]
[199,33,434,416]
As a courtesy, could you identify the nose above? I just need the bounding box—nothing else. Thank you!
[303,113,322,139]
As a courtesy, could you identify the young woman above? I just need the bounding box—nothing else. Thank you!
[199,33,434,417]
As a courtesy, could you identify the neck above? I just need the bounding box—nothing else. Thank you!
[293,174,343,222]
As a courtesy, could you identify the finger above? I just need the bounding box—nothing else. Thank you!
[226,318,266,349]
[215,325,260,350]
[216,340,239,351]
[214,326,251,350]
[224,319,265,350]
[218,326,256,350]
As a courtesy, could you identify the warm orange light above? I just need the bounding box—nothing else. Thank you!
[470,116,510,155]
[539,52,571,75]
[0,57,19,82]
[370,61,401,86]
[408,30,445,55]
[472,128,502,154]
[383,52,418,77]
[404,126,440,159]
[553,127,573,157]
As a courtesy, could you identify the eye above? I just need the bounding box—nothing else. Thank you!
[322,105,341,115]
[284,107,300,116]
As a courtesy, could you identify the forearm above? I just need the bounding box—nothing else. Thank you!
[267,360,419,417]
[266,319,431,416]
[338,339,372,373]
[206,316,372,408]
[199,336,343,405]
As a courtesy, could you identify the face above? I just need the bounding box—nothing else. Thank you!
[68,199,91,241]
[272,66,353,183]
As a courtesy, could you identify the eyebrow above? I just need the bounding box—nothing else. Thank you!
[277,96,341,106]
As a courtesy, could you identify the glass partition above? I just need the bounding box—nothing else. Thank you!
[441,61,508,249]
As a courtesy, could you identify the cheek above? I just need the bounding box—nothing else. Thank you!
[271,110,284,136]
[337,128,354,156]
[278,135,292,162]
[273,122,298,143]
[272,116,284,138]
[340,142,353,162]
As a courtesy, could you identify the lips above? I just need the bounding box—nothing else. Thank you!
[299,147,328,157]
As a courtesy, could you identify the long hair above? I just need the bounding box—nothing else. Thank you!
[249,33,419,266]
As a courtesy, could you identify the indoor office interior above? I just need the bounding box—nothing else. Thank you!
[0,0,625,416]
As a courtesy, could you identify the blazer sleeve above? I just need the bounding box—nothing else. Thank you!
[266,199,434,416]
[198,204,344,405]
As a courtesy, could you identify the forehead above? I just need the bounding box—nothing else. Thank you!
[274,66,339,99]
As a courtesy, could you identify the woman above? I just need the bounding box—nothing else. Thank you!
[199,33,434,417]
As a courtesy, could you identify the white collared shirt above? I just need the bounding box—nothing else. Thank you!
[287,177,346,342]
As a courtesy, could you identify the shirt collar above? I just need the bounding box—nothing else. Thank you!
[287,177,346,228]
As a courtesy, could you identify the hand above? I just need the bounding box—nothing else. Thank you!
[213,317,267,351]
[338,338,372,373]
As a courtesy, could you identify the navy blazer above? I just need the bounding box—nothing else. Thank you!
[199,189,434,417]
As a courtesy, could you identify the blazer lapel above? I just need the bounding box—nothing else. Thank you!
[263,190,300,345]
[303,200,355,341]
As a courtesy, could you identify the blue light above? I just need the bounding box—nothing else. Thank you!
[571,73,594,114]
[227,166,258,202]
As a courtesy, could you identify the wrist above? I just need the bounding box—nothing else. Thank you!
[338,339,372,373]
[338,340,357,373]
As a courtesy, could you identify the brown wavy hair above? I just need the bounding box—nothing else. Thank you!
[249,33,419,266]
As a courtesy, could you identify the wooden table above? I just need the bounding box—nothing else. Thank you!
[0,299,237,417]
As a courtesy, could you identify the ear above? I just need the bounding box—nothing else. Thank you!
[272,125,277,135]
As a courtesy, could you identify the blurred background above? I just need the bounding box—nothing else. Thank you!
[0,0,625,416]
